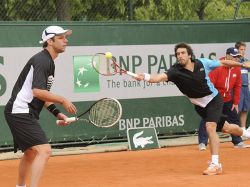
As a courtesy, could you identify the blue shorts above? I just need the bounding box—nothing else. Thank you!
[239,86,250,112]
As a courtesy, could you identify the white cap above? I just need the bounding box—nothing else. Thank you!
[39,26,72,44]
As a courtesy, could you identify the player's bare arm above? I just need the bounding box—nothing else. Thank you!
[220,59,250,68]
[135,72,168,83]
[33,88,77,114]
[44,101,70,126]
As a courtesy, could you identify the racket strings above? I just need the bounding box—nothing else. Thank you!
[89,99,121,127]
[92,54,116,76]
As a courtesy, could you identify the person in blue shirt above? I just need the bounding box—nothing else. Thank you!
[235,41,250,131]
[134,43,250,175]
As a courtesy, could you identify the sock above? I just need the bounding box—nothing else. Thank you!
[242,128,250,138]
[211,155,219,165]
[16,185,26,187]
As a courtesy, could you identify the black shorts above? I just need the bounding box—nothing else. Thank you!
[195,94,225,132]
[4,112,48,153]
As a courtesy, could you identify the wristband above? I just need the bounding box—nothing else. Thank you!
[47,104,61,117]
[144,73,151,81]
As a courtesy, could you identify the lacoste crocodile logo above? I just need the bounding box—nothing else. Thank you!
[133,131,154,148]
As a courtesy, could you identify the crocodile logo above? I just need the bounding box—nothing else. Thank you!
[133,131,154,148]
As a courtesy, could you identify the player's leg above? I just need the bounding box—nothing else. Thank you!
[17,149,36,186]
[221,121,250,138]
[195,94,223,175]
[206,122,220,155]
[8,114,50,187]
[221,121,242,135]
[4,112,40,186]
[29,144,51,187]
[203,121,222,175]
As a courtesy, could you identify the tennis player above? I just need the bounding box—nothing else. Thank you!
[135,42,250,175]
[4,26,77,187]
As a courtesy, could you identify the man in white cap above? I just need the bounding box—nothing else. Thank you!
[4,26,77,187]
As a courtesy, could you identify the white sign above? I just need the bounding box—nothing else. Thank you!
[0,43,249,105]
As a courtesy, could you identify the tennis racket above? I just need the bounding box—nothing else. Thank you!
[56,97,122,128]
[92,52,138,77]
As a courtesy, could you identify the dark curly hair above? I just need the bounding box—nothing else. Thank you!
[174,43,194,60]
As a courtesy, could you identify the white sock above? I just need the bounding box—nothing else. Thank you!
[242,128,250,138]
[16,185,26,187]
[211,155,219,165]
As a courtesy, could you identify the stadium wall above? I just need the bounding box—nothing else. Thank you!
[0,21,250,147]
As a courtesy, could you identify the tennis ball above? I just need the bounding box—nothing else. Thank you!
[105,52,113,59]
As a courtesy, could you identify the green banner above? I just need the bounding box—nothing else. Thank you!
[73,55,100,92]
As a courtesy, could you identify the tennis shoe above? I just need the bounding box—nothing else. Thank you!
[241,127,250,139]
[203,162,222,175]
[234,142,250,148]
[199,143,206,151]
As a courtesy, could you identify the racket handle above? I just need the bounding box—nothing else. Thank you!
[56,120,63,125]
[56,117,77,125]
[65,117,78,122]
[126,71,138,78]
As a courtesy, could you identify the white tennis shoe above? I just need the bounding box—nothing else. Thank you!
[241,127,250,139]
[203,162,222,175]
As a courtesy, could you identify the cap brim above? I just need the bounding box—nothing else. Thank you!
[66,29,72,35]
[230,53,242,57]
[56,29,72,36]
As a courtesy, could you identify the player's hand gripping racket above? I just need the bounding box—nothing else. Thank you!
[92,52,138,78]
[56,98,122,128]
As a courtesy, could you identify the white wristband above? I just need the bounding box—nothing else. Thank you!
[144,73,151,81]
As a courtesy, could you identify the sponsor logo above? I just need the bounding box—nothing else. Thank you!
[133,130,154,148]
[73,55,100,93]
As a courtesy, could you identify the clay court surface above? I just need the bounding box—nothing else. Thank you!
[1,140,250,187]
